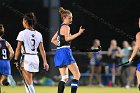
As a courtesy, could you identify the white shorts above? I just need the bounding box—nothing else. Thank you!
[22,55,39,72]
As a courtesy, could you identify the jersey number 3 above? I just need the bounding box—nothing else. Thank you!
[31,39,35,51]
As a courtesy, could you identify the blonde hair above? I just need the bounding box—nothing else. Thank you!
[59,7,72,20]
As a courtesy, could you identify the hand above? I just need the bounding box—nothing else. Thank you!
[128,58,132,63]
[14,61,19,69]
[43,62,49,71]
[78,26,85,35]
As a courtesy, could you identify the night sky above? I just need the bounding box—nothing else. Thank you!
[61,0,140,50]
[0,0,139,51]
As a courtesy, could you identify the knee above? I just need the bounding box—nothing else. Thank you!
[26,79,33,85]
[61,75,69,83]
[77,72,81,79]
[74,72,81,80]
[78,73,81,80]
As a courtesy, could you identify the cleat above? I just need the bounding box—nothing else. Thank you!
[7,75,16,87]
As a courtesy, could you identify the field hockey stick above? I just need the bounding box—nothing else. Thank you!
[115,61,131,68]
[79,46,102,52]
[14,59,31,93]
[17,68,31,93]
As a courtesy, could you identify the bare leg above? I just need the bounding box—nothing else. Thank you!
[68,63,80,93]
[22,68,33,85]
[0,75,6,85]
[136,71,140,85]
[112,65,115,86]
[96,66,103,86]
[126,67,136,87]
[22,68,35,93]
[58,67,68,93]
[89,65,95,85]
[68,63,80,80]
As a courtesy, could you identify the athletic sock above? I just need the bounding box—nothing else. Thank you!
[71,79,79,93]
[24,84,30,93]
[58,81,65,93]
[29,84,35,93]
[24,84,35,93]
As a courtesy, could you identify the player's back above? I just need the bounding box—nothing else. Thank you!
[0,39,9,60]
[17,29,42,54]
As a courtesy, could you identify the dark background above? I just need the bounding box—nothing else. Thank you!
[0,0,140,51]
[61,0,140,50]
[0,0,139,82]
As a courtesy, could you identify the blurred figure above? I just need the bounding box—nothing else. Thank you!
[107,39,122,86]
[125,41,139,89]
[0,24,15,87]
[120,41,132,87]
[88,39,103,87]
[129,18,140,91]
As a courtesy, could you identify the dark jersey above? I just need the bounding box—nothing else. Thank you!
[109,48,121,64]
[57,24,71,47]
[0,40,9,60]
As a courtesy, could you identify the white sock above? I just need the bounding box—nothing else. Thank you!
[24,84,30,93]
[28,84,35,93]
[112,75,115,84]
[24,84,35,93]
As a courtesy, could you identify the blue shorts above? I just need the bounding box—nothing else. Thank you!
[0,60,11,75]
[137,60,140,72]
[54,47,76,67]
[90,58,101,66]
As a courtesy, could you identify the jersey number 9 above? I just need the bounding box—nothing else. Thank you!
[2,49,7,59]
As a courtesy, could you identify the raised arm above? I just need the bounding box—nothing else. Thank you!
[62,25,85,41]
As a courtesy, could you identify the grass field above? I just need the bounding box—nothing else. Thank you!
[0,86,139,93]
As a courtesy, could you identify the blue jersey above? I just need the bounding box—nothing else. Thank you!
[92,52,102,61]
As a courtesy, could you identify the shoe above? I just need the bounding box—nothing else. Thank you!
[99,83,104,87]
[7,75,16,87]
[125,85,130,89]
[2,79,9,86]
[138,84,140,91]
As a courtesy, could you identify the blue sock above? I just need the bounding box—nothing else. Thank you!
[71,79,79,93]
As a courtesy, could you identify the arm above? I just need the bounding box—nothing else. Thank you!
[61,25,85,41]
[6,41,14,60]
[39,42,49,71]
[51,31,58,46]
[129,32,140,62]
[107,48,112,56]
[14,41,22,61]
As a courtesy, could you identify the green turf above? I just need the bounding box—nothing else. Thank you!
[0,86,139,93]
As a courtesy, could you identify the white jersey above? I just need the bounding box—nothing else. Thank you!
[16,29,43,54]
